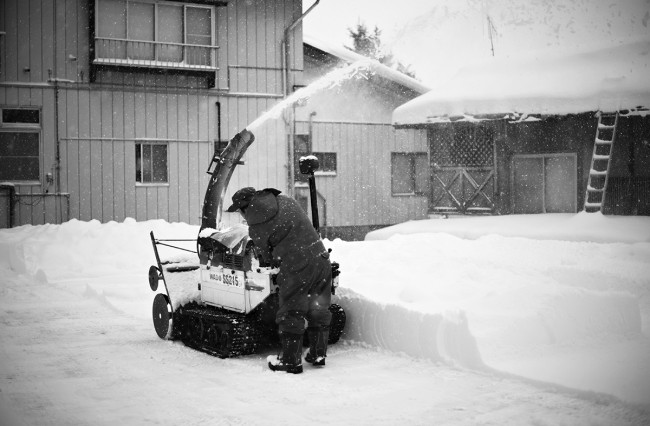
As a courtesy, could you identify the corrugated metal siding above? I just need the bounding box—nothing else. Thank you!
[0,82,69,226]
[55,87,286,225]
[11,192,70,225]
[296,121,429,227]
[1,0,302,227]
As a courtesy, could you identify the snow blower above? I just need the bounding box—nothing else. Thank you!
[147,129,346,358]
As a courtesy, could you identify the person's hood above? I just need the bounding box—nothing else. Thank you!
[246,188,281,225]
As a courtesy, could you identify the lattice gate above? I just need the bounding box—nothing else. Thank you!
[429,123,496,214]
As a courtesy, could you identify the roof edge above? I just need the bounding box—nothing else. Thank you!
[303,33,431,95]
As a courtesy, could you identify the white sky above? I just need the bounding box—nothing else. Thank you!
[303,0,650,85]
[302,0,433,46]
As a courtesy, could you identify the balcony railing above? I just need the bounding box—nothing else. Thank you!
[94,37,218,71]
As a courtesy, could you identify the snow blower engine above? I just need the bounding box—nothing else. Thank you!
[147,129,346,358]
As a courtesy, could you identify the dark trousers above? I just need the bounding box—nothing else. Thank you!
[276,254,332,335]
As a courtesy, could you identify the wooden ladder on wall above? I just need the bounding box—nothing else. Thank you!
[584,112,619,213]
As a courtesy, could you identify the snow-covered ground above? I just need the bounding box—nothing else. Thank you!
[1,213,649,425]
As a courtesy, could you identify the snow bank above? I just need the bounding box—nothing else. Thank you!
[476,287,642,354]
[332,233,646,354]
[0,218,486,368]
[0,218,197,280]
[0,224,39,273]
[366,212,650,243]
[334,214,650,402]
[1,215,648,403]
[361,215,649,350]
[335,288,484,368]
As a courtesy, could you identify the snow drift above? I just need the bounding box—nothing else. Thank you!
[335,288,484,368]
[1,213,649,407]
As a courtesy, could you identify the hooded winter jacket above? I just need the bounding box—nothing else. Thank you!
[244,188,332,334]
[245,188,326,270]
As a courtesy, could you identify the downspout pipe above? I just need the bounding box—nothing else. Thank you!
[282,0,320,97]
[0,184,15,228]
[308,111,316,152]
[282,0,321,195]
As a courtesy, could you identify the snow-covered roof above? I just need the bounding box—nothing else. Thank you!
[303,33,431,95]
[392,38,650,125]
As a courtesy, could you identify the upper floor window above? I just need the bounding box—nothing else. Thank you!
[94,0,217,71]
[0,108,41,182]
[2,109,40,125]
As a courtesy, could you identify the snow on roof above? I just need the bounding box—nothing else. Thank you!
[303,33,431,95]
[392,38,650,125]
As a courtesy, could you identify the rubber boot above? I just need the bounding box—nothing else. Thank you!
[305,326,329,367]
[267,332,303,374]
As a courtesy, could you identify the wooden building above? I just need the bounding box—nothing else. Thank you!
[393,40,650,216]
[293,34,430,240]
[0,0,311,229]
[0,0,433,240]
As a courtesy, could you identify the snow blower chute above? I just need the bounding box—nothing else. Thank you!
[147,129,346,358]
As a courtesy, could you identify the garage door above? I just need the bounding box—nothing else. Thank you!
[512,154,577,214]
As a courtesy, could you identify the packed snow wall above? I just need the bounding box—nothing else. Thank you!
[334,289,485,369]
[2,217,646,380]
[474,286,642,354]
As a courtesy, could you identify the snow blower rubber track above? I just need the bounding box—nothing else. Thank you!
[328,304,346,345]
[178,303,275,358]
[180,303,345,357]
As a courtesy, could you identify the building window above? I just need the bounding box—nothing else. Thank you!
[294,134,311,183]
[293,133,338,181]
[0,108,41,182]
[2,109,40,125]
[391,152,428,195]
[0,132,40,181]
[313,152,337,175]
[136,143,168,184]
[94,0,217,70]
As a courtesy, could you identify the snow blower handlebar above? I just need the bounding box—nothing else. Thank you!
[299,155,340,295]
[299,155,320,233]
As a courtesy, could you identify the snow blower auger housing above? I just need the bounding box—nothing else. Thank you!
[147,129,346,358]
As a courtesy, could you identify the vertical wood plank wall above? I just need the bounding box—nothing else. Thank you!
[296,121,429,227]
[56,88,286,226]
[0,0,301,227]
